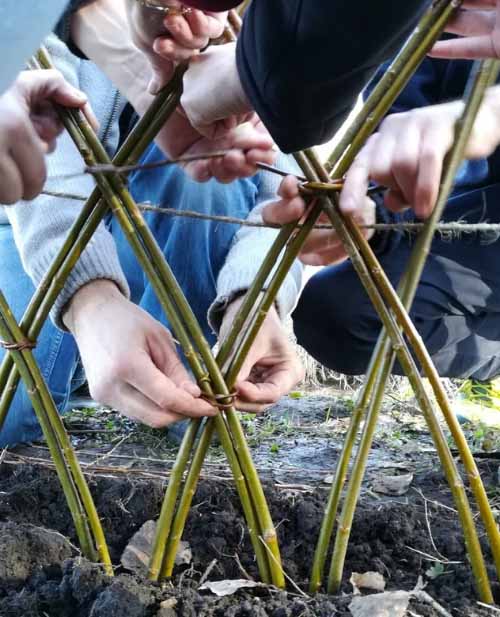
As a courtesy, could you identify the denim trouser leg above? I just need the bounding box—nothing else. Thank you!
[0,226,80,447]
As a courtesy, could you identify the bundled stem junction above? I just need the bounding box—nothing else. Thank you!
[0,0,497,606]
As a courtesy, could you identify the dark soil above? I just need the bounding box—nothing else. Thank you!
[0,462,497,616]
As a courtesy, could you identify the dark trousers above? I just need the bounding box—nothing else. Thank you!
[293,185,500,381]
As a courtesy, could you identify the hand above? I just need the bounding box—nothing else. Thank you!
[263,175,375,266]
[430,0,500,59]
[0,70,94,204]
[181,42,254,139]
[153,107,277,183]
[126,0,227,93]
[339,90,500,219]
[220,299,304,413]
[63,281,216,428]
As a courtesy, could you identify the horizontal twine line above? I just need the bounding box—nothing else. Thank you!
[37,190,500,236]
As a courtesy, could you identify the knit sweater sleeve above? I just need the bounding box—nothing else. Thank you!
[208,153,304,332]
[4,36,129,330]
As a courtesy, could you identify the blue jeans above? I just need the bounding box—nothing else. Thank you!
[0,144,259,446]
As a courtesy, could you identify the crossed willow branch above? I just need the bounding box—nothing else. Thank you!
[0,0,498,603]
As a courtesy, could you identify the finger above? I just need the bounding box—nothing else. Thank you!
[30,106,63,144]
[390,121,421,208]
[444,9,495,36]
[20,70,87,109]
[461,1,497,7]
[149,329,217,413]
[245,147,277,167]
[10,131,47,201]
[207,148,274,183]
[0,154,24,204]
[150,329,209,400]
[185,159,213,182]
[340,135,378,213]
[237,364,302,406]
[369,132,399,190]
[48,79,89,110]
[113,383,185,429]
[229,125,275,153]
[164,13,206,49]
[81,102,99,133]
[127,355,216,417]
[187,10,227,39]
[430,35,497,58]
[300,228,342,256]
[153,36,201,61]
[263,196,307,225]
[300,241,349,267]
[413,128,449,218]
[145,51,175,94]
[279,175,301,200]
[384,188,410,214]
[205,150,245,183]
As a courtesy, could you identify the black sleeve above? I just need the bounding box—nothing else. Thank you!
[236,0,432,153]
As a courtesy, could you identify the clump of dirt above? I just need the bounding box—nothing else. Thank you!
[0,521,73,584]
[0,463,496,616]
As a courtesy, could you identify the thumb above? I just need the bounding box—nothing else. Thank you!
[235,353,255,387]
[49,79,88,109]
[147,52,175,95]
[48,81,99,131]
[48,79,99,131]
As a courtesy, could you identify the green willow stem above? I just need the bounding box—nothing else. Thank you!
[26,50,273,580]
[225,0,462,391]
[79,118,280,586]
[321,62,498,601]
[37,47,282,586]
[297,146,492,601]
[0,71,185,428]
[325,0,463,174]
[156,198,323,579]
[59,109,273,586]
[0,292,98,565]
[157,0,464,584]
[0,63,183,574]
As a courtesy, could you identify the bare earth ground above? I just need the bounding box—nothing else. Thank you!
[0,386,499,616]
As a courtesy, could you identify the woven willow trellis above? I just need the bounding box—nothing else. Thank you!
[0,0,499,603]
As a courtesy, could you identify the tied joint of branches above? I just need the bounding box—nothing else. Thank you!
[0,0,499,609]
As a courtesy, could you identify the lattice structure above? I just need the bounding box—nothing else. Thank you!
[0,0,499,604]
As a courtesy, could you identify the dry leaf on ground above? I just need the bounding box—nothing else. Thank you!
[349,590,410,617]
[350,571,386,595]
[121,520,191,574]
[371,473,414,496]
[199,579,260,597]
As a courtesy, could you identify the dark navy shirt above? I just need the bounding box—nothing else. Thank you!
[236,0,431,152]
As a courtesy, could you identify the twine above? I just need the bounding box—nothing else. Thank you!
[202,391,238,410]
[38,190,500,237]
[0,339,36,351]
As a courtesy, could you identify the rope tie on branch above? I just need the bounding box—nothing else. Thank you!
[201,391,238,410]
[0,339,37,351]
[39,189,500,238]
